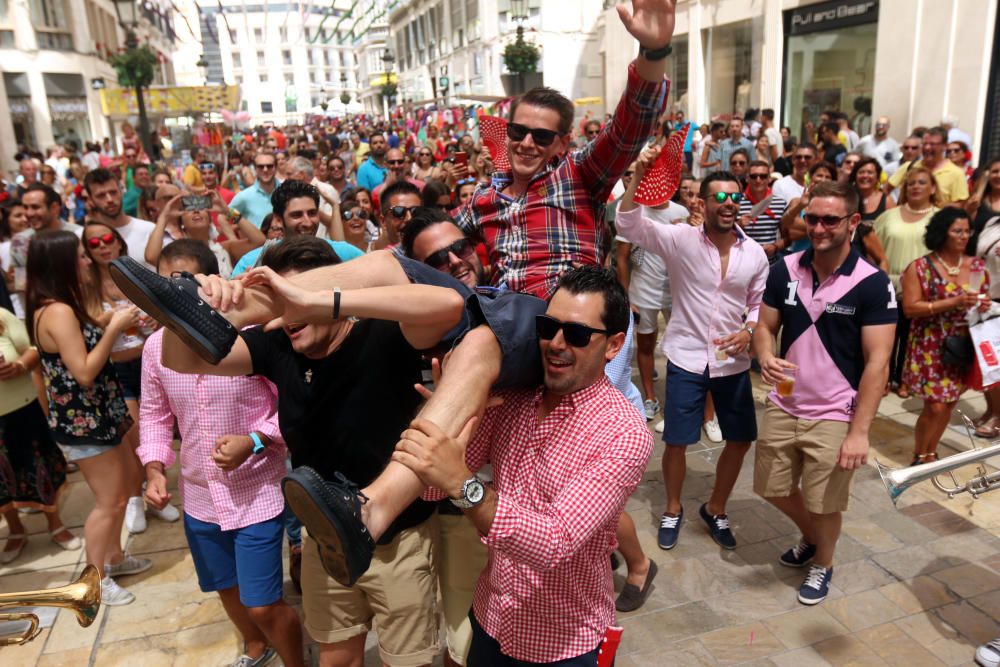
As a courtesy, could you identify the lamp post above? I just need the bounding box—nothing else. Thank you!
[340,72,350,106]
[510,0,530,95]
[111,0,154,158]
[381,48,395,120]
[196,54,209,86]
[320,86,328,113]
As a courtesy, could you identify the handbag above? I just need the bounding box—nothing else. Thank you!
[942,331,975,369]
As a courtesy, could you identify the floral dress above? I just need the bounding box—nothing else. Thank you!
[40,322,132,446]
[902,255,989,402]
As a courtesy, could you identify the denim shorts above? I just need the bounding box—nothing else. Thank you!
[57,442,119,462]
[183,512,284,607]
[112,358,143,401]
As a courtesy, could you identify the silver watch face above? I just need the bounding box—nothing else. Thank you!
[466,480,485,504]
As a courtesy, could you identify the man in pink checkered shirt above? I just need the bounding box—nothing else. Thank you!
[137,241,303,667]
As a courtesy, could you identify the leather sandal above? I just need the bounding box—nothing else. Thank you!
[50,526,82,551]
[0,534,26,564]
[975,416,1000,439]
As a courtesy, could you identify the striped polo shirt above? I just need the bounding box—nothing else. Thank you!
[763,248,897,421]
[739,192,787,262]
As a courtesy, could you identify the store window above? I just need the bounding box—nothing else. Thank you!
[702,20,759,119]
[665,34,689,113]
[783,1,878,145]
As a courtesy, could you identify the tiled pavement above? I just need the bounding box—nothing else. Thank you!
[2,377,999,666]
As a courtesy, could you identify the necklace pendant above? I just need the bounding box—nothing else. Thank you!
[304,369,313,384]
[947,267,960,276]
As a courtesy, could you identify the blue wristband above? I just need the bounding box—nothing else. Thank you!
[249,432,265,455]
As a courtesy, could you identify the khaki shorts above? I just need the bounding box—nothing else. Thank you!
[437,513,489,666]
[753,401,854,514]
[301,519,440,667]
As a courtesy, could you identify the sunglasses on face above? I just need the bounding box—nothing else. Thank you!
[793,154,812,161]
[535,314,609,348]
[748,173,769,181]
[255,163,276,170]
[424,238,476,271]
[947,147,964,154]
[419,152,431,157]
[712,192,743,204]
[804,214,849,228]
[387,159,406,166]
[87,232,116,248]
[387,205,418,219]
[342,210,367,221]
[506,122,561,147]
[731,160,748,167]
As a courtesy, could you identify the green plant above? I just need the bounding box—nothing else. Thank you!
[503,31,540,74]
[110,45,157,89]
[340,92,351,105]
[381,82,398,99]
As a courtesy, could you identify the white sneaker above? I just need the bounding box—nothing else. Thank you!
[978,638,1000,667]
[105,554,153,578]
[124,496,147,533]
[148,502,180,523]
[101,576,136,606]
[703,418,723,443]
[655,420,665,433]
[643,399,660,421]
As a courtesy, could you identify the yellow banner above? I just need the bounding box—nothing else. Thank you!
[99,85,241,117]
[367,73,398,87]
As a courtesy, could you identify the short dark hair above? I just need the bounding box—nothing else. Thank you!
[23,182,61,208]
[380,180,421,210]
[796,142,818,155]
[584,120,601,132]
[808,180,860,217]
[927,126,949,143]
[748,160,771,172]
[261,235,341,274]
[820,121,839,136]
[555,265,629,336]
[761,109,775,121]
[849,156,883,185]
[509,87,575,135]
[699,171,742,198]
[420,179,451,208]
[809,161,838,181]
[133,163,150,174]
[924,207,971,253]
[158,238,220,275]
[728,148,750,165]
[83,168,117,194]
[401,207,459,258]
[709,121,726,134]
[271,179,319,220]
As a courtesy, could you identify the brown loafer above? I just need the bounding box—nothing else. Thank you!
[615,560,658,613]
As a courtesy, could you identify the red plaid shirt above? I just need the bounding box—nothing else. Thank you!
[463,377,653,662]
[455,62,668,299]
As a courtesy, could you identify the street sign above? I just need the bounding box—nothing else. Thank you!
[439,76,449,89]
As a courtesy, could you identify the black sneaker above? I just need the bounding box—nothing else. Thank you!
[798,564,833,605]
[281,467,375,587]
[657,507,683,550]
[779,539,817,568]
[109,256,237,364]
[699,502,737,550]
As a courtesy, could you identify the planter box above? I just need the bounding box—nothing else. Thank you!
[501,72,544,97]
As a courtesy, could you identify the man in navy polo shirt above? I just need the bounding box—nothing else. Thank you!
[752,180,896,606]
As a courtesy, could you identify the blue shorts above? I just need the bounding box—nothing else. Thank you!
[183,513,284,607]
[664,361,757,446]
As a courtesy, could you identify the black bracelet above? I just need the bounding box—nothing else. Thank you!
[333,287,341,320]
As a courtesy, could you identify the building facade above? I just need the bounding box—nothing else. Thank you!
[598,0,998,160]
[0,0,176,169]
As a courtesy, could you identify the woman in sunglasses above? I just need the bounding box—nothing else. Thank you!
[340,199,373,254]
[27,230,149,606]
[412,147,440,182]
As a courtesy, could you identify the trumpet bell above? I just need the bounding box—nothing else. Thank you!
[0,564,101,646]
[877,440,1000,505]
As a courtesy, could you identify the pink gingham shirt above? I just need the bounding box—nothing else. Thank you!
[137,330,286,531]
[615,206,769,377]
[430,377,652,663]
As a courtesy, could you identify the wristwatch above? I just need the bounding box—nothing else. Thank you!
[638,43,672,61]
[249,432,266,456]
[451,475,487,509]
[744,323,756,338]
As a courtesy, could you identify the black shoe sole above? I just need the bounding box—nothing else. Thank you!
[281,468,372,587]
[108,258,232,365]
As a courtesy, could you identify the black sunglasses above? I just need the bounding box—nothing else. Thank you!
[387,159,406,166]
[342,210,367,221]
[506,122,561,147]
[535,314,609,348]
[424,238,476,271]
[748,173,769,181]
[712,192,743,204]
[804,214,849,228]
[386,205,418,218]
[255,162,276,170]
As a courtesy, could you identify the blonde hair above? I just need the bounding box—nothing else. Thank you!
[898,166,942,208]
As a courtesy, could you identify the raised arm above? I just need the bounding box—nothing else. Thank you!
[37,304,139,388]
[146,194,183,266]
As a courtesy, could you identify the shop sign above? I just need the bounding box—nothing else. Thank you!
[789,0,878,36]
[49,98,89,116]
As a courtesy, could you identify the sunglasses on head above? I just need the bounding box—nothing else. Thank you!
[342,210,367,221]
[87,232,116,248]
[712,192,743,204]
[387,205,418,219]
[506,122,561,147]
[535,314,609,348]
[424,238,476,271]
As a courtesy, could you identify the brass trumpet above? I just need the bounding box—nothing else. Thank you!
[877,412,1000,504]
[0,564,101,646]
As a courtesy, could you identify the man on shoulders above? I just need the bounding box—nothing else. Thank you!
[753,180,895,606]
[84,168,157,267]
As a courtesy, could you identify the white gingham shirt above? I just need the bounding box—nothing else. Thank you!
[137,330,286,531]
[459,376,653,662]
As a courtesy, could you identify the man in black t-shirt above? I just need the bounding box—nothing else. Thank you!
[161,236,467,667]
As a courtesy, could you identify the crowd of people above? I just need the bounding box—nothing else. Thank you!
[2,2,1000,666]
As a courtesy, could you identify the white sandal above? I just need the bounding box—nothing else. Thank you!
[1,534,26,564]
[50,526,82,551]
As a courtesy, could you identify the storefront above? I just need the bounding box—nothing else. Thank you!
[782,0,879,144]
[703,20,759,121]
[43,73,93,146]
[3,72,36,147]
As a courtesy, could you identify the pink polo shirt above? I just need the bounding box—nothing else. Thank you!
[616,206,769,377]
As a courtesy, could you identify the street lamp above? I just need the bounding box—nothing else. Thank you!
[381,48,396,119]
[111,0,154,158]
[196,54,209,85]
[320,86,328,113]
[339,71,350,105]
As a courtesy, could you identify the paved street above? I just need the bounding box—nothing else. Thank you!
[1,372,999,667]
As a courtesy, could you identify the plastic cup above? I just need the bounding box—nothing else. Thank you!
[715,347,729,361]
[776,368,797,397]
[968,269,985,293]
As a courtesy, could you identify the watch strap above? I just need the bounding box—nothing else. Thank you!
[639,43,673,61]
[450,475,485,509]
[249,431,266,455]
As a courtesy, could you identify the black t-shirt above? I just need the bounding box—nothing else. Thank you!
[241,318,434,543]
